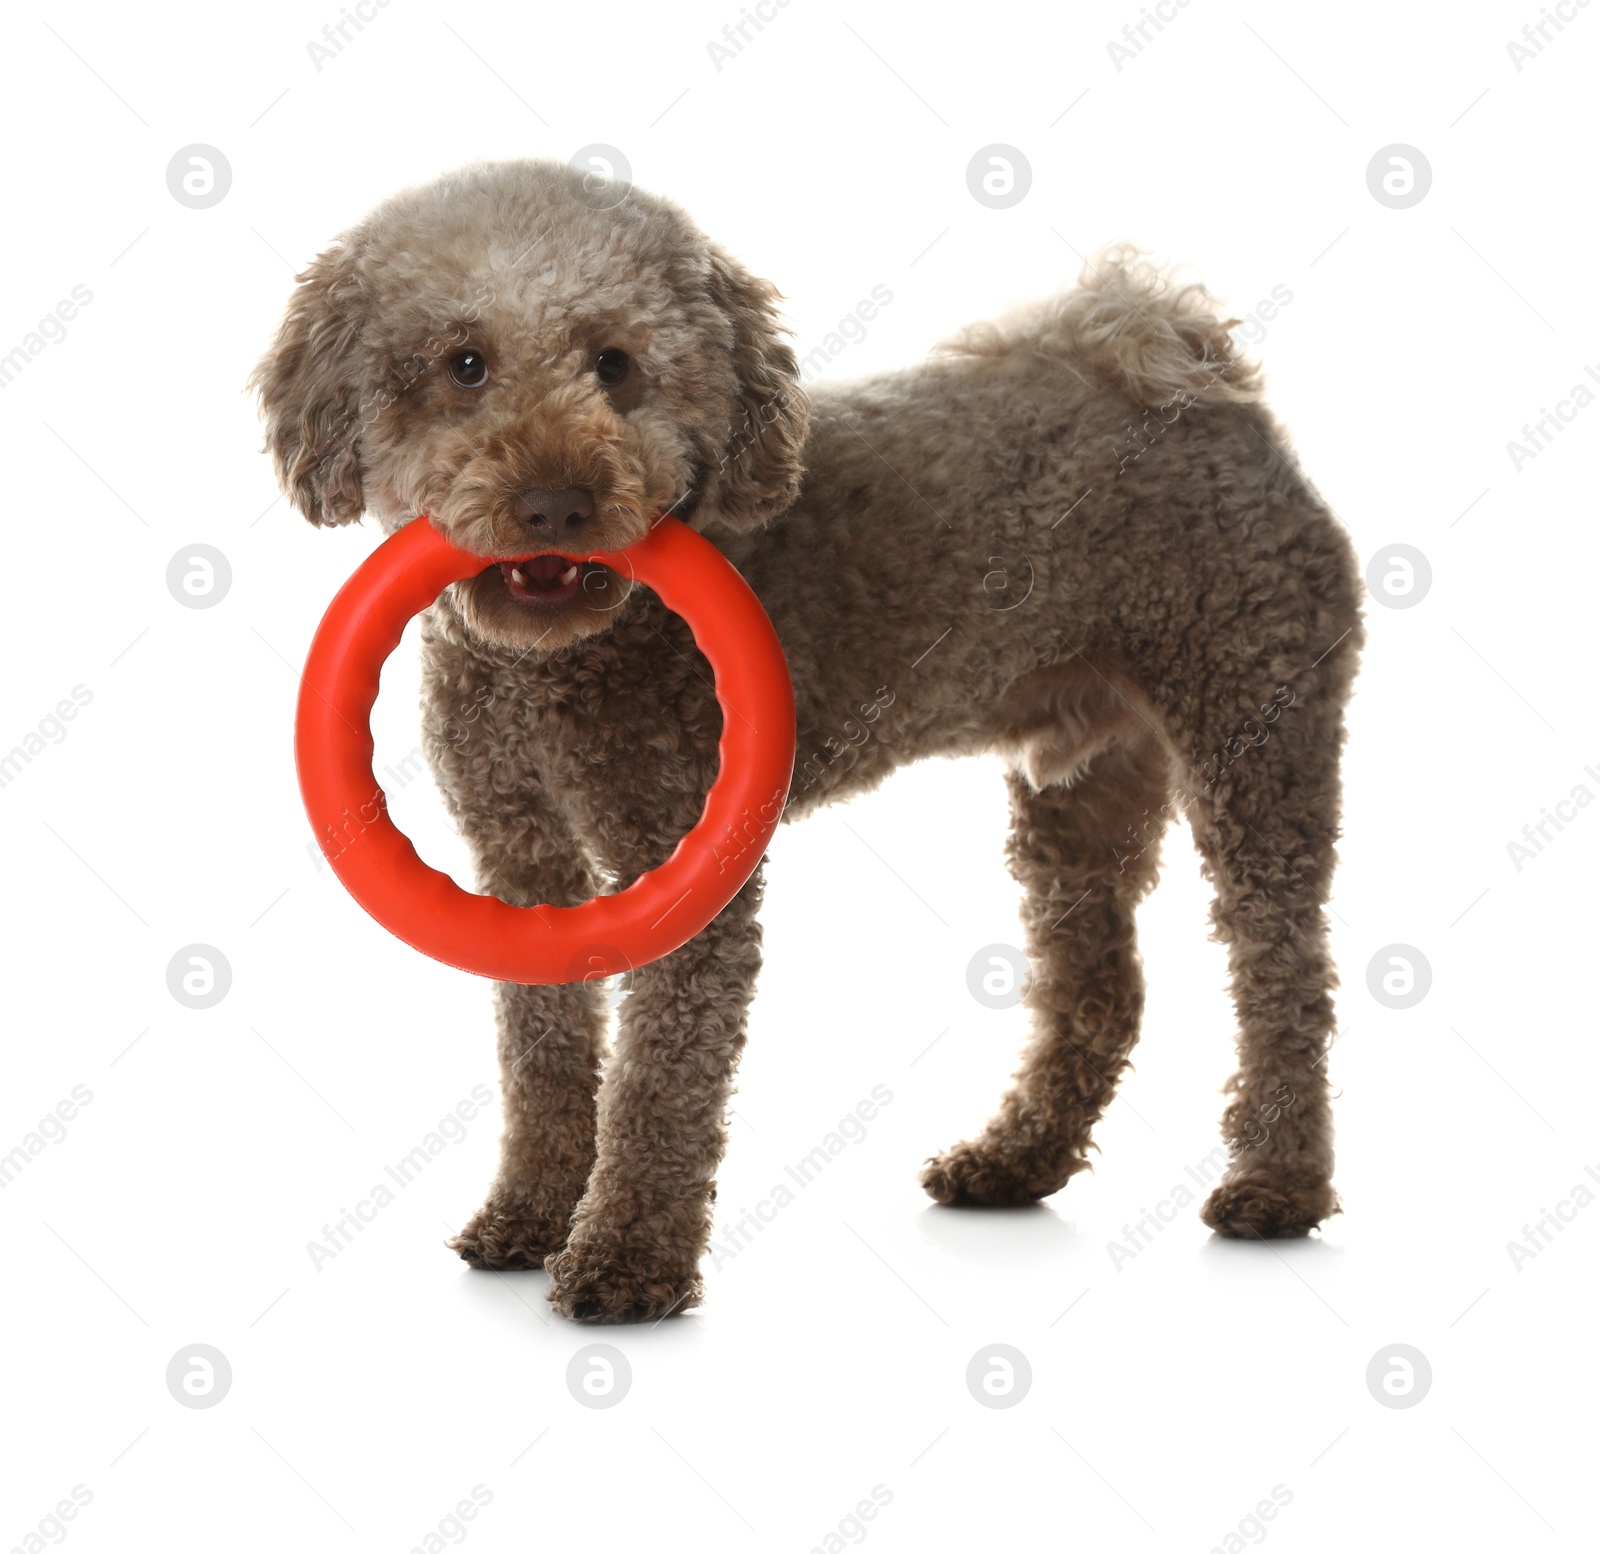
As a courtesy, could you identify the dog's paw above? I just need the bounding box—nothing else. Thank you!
[919,1141,1065,1206]
[1200,1177,1339,1239]
[544,1243,702,1325]
[448,1203,572,1270]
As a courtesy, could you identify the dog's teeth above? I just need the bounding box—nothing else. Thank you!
[511,568,526,585]
[559,565,578,585]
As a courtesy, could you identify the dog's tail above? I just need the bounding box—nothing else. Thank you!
[938,244,1264,409]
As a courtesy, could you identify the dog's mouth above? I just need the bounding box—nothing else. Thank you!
[495,556,616,612]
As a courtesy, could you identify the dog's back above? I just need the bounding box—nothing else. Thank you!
[732,250,1359,813]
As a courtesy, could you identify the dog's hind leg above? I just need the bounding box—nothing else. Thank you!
[1180,646,1356,1240]
[922,735,1172,1206]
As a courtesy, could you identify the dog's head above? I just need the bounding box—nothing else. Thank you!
[250,159,808,650]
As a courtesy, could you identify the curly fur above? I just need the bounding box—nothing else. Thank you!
[253,158,1363,1323]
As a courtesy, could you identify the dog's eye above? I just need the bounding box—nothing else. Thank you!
[448,349,488,388]
[595,348,630,387]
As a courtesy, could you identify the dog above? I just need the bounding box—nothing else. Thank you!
[252,157,1363,1323]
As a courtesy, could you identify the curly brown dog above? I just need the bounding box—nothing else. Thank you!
[252,158,1363,1324]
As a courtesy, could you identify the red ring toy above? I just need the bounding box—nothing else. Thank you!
[295,515,795,985]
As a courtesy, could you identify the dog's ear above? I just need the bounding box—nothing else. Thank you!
[249,241,368,526]
[699,245,809,530]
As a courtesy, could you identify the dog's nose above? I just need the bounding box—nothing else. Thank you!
[511,486,595,538]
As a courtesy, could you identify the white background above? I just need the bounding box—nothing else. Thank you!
[1,1,1596,1550]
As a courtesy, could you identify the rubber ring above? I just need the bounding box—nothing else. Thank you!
[295,515,795,984]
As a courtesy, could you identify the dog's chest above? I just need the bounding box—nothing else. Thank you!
[424,599,725,841]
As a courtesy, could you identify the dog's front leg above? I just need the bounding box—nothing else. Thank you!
[450,978,607,1271]
[448,807,609,1272]
[546,863,764,1324]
